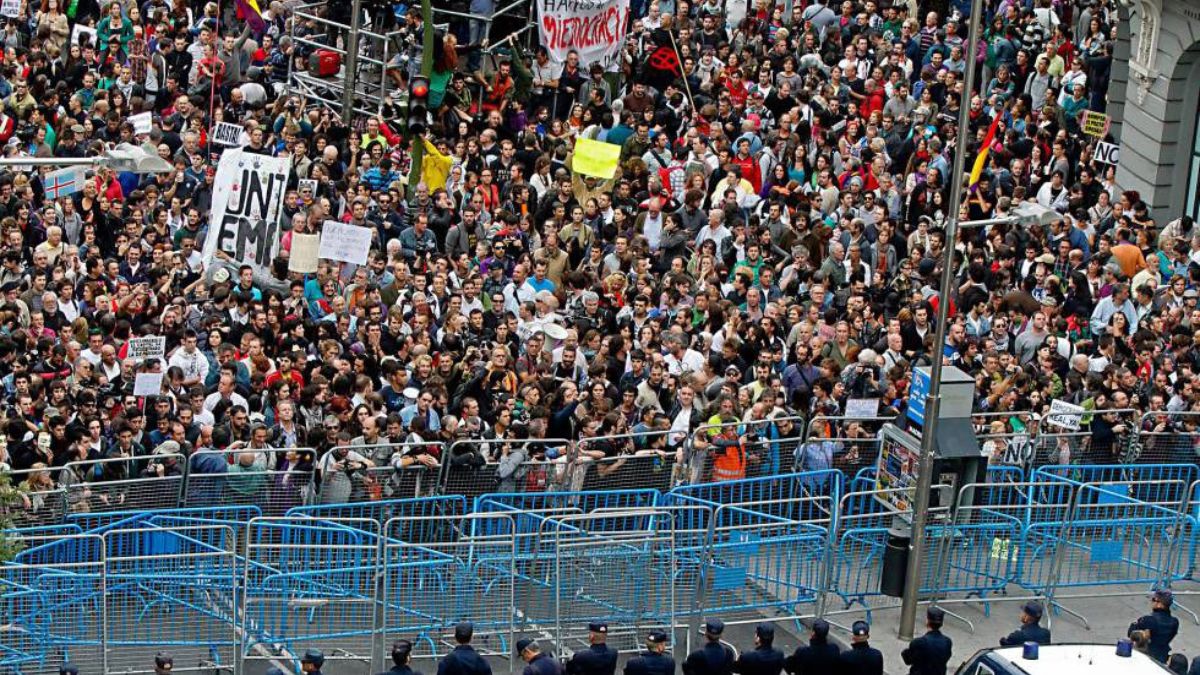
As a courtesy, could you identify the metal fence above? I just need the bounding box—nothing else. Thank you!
[10,465,1200,674]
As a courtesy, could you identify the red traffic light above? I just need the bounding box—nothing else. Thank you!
[410,76,430,100]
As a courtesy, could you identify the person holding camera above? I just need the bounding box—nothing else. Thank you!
[315,432,375,504]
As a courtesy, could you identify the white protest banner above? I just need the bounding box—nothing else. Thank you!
[538,0,630,69]
[318,220,373,266]
[133,372,165,397]
[126,336,166,361]
[289,233,320,273]
[129,112,152,136]
[201,148,291,275]
[71,23,96,48]
[844,398,880,419]
[1094,141,1120,166]
[211,122,245,147]
[1,0,21,18]
[1046,399,1085,430]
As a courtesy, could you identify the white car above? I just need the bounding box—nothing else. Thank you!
[955,643,1172,675]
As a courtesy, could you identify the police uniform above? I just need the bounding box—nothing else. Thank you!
[1130,591,1180,663]
[683,620,736,675]
[783,631,839,675]
[439,644,494,675]
[301,649,326,675]
[999,603,1051,647]
[839,622,884,675]
[625,631,675,675]
[901,609,952,675]
[732,624,784,675]
[378,641,425,675]
[524,652,564,675]
[567,625,618,675]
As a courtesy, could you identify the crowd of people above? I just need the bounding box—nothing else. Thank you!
[0,0,1185,513]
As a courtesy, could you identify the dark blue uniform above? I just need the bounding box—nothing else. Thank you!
[901,629,952,675]
[1129,608,1179,663]
[439,645,493,675]
[733,646,784,675]
[568,644,618,675]
[999,622,1051,647]
[839,644,884,675]
[524,653,564,675]
[625,651,675,675]
[683,641,736,675]
[378,666,425,675]
[783,640,839,675]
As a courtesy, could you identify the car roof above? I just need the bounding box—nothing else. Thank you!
[986,644,1172,675]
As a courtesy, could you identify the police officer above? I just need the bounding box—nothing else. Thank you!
[439,622,493,675]
[378,640,424,675]
[154,652,174,675]
[783,619,839,675]
[839,621,884,675]
[901,608,952,675]
[60,664,79,675]
[567,622,618,675]
[625,630,675,675]
[301,649,326,675]
[683,619,736,675]
[1129,589,1180,663]
[732,623,784,675]
[518,639,563,675]
[999,602,1051,647]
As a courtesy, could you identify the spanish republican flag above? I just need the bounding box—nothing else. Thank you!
[236,0,266,32]
[968,115,1001,191]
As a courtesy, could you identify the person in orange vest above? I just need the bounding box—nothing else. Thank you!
[710,424,747,482]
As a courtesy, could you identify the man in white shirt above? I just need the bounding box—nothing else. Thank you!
[168,329,210,388]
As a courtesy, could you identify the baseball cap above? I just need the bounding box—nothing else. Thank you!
[1022,601,1043,619]
[516,638,537,653]
[1153,589,1174,606]
[588,622,608,633]
[647,630,669,644]
[60,665,79,675]
[851,620,870,637]
[154,653,174,670]
[755,623,775,641]
[702,619,725,635]
[455,621,475,641]
[811,619,830,637]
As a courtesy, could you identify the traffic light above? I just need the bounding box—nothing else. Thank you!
[408,74,429,136]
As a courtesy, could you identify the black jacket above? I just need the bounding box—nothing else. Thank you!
[999,622,1051,647]
[839,643,884,675]
[625,652,675,675]
[732,646,785,675]
[1129,608,1179,663]
[567,645,618,675]
[901,629,952,675]
[438,645,493,675]
[783,639,840,675]
[683,641,736,675]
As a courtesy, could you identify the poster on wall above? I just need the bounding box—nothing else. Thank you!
[201,149,292,275]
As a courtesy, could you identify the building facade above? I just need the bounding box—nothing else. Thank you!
[1112,0,1200,223]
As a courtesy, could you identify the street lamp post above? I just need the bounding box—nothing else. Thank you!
[896,0,985,641]
[0,144,174,174]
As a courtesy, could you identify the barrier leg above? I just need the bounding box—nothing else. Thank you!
[1169,597,1200,625]
[1046,599,1090,630]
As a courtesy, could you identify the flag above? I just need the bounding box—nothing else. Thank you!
[573,137,622,179]
[968,115,1001,191]
[420,138,451,191]
[43,167,84,200]
[640,29,680,90]
[235,0,265,32]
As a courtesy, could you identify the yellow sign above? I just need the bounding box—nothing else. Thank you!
[1082,110,1109,137]
[573,137,622,179]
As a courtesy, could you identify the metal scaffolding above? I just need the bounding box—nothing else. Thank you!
[287,0,536,120]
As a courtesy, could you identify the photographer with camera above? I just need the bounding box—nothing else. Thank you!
[314,432,375,504]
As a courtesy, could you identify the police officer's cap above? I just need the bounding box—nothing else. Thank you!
[392,640,413,663]
[851,621,870,637]
[927,607,946,625]
[60,663,79,675]
[455,621,475,641]
[1153,589,1174,606]
[516,638,538,654]
[588,622,608,633]
[154,653,174,670]
[647,630,669,644]
[754,623,774,641]
[702,619,725,636]
[1022,601,1043,619]
[301,649,325,668]
[810,619,830,637]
